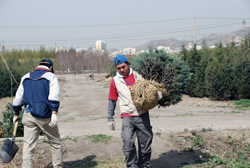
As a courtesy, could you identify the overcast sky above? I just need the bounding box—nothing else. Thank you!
[0,0,249,50]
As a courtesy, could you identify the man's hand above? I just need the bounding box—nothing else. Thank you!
[49,112,58,128]
[13,115,20,124]
[108,121,115,131]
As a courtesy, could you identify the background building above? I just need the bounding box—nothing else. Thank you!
[109,47,136,57]
[96,40,107,51]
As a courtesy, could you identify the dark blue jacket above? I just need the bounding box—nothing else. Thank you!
[13,66,60,118]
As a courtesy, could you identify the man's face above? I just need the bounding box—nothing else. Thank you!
[116,62,129,76]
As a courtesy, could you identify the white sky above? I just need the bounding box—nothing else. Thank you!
[0,0,249,50]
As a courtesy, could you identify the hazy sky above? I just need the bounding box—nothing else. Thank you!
[0,0,249,50]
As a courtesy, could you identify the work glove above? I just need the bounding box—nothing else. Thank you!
[13,115,20,124]
[108,121,115,131]
[157,91,163,100]
[49,113,58,128]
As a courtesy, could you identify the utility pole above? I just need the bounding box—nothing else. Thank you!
[2,41,5,52]
[194,17,196,44]
[55,41,57,52]
[242,20,246,40]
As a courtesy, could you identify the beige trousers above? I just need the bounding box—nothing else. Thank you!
[22,112,63,168]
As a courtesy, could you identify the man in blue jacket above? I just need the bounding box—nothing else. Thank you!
[12,59,63,168]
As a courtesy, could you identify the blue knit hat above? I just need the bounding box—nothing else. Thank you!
[114,55,128,66]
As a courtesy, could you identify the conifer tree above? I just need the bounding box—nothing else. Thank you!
[131,47,190,106]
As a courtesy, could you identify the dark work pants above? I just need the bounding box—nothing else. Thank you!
[121,112,153,168]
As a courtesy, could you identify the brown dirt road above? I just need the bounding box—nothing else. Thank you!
[57,73,250,138]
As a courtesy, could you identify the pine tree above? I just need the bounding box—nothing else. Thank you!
[131,47,190,106]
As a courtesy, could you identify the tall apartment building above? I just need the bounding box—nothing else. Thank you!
[96,40,107,51]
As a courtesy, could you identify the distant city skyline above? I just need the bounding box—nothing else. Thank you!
[0,0,249,50]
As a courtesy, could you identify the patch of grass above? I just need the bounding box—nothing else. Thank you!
[62,116,75,122]
[202,128,212,132]
[204,154,250,167]
[191,132,196,136]
[184,137,189,142]
[244,145,250,151]
[235,107,249,110]
[58,112,70,117]
[86,134,113,144]
[61,137,72,142]
[234,99,250,108]
[180,132,250,168]
[87,116,106,121]
[225,110,245,114]
[193,136,205,148]
[88,117,98,121]
[216,105,229,108]
[149,115,159,118]
[43,139,49,143]
[155,132,161,136]
[198,110,224,114]
[171,113,195,118]
[61,137,78,142]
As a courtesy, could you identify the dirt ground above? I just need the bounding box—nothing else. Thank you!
[1,73,250,168]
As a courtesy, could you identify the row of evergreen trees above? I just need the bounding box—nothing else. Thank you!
[0,46,55,97]
[1,36,250,102]
[180,36,250,100]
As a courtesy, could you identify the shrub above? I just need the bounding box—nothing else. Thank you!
[1,103,24,138]
[131,47,190,106]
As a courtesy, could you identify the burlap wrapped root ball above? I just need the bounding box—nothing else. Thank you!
[130,79,168,111]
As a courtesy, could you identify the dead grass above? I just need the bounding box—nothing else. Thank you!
[2,130,250,168]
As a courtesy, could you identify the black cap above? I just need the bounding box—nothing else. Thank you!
[39,58,54,73]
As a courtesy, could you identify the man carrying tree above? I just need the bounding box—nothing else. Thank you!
[12,59,63,168]
[108,55,153,168]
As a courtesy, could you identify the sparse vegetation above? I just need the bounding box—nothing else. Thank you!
[86,134,113,144]
[149,115,159,118]
[155,132,161,136]
[234,99,250,109]
[62,116,75,122]
[202,128,212,132]
[58,112,70,117]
